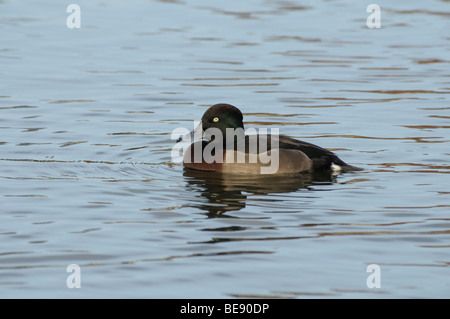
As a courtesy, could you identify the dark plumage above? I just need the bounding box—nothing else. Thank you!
[182,103,361,174]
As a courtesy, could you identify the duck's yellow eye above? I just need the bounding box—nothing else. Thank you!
[213,117,219,123]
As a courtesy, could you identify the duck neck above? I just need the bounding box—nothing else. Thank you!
[224,126,245,148]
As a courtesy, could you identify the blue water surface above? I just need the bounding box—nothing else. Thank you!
[0,0,449,298]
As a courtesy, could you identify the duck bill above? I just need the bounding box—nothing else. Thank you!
[177,120,204,143]
[192,120,204,141]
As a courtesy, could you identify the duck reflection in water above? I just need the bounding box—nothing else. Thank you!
[183,169,336,218]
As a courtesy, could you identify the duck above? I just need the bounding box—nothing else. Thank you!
[180,103,361,175]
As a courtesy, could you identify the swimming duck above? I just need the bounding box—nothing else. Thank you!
[181,103,361,174]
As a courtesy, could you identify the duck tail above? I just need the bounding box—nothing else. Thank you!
[331,156,363,172]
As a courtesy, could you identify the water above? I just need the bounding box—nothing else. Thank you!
[1,0,449,298]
